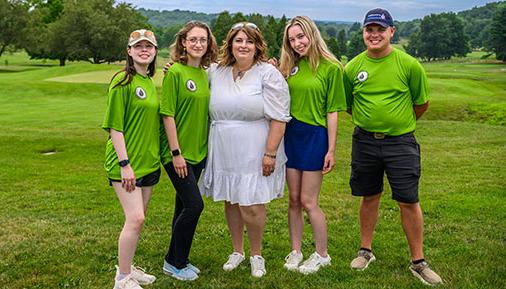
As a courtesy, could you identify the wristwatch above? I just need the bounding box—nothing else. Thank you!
[171,149,181,156]
[119,159,130,167]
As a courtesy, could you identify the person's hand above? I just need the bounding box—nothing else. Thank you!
[163,62,174,74]
[121,165,136,192]
[172,155,188,178]
[322,152,335,175]
[267,57,278,67]
[262,154,276,177]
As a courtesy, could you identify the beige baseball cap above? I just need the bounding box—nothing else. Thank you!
[128,29,157,47]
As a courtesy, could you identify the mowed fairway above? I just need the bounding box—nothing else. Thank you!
[0,51,505,289]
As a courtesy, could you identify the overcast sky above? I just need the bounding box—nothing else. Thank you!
[125,0,498,22]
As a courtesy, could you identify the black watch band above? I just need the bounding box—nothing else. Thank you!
[171,149,181,156]
[119,159,130,167]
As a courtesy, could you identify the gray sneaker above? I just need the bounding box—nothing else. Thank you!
[409,261,442,286]
[350,249,376,270]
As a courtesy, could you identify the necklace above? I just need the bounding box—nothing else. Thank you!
[233,62,254,81]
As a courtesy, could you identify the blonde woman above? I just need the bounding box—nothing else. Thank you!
[279,16,346,274]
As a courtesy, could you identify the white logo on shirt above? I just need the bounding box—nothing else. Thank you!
[135,87,147,99]
[290,66,299,76]
[357,71,368,82]
[186,79,197,92]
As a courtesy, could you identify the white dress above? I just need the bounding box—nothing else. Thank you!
[200,62,291,206]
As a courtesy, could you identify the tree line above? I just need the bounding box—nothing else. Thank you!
[1,0,505,65]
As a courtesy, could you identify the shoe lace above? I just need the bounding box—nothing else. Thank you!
[251,256,265,271]
[227,253,243,265]
[285,252,300,263]
[301,253,320,267]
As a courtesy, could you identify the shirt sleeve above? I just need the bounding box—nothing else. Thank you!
[409,59,430,105]
[262,64,291,122]
[343,65,355,109]
[160,69,179,117]
[325,63,347,113]
[102,79,128,132]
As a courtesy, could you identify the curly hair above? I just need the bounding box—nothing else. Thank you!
[169,21,218,68]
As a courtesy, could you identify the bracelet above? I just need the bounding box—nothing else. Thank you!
[263,153,276,159]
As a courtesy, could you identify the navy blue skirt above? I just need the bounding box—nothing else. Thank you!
[284,117,328,171]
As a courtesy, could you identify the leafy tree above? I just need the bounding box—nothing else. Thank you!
[212,11,233,46]
[486,3,506,62]
[348,22,361,34]
[325,26,338,38]
[264,16,279,58]
[231,12,247,24]
[247,13,265,31]
[0,0,30,57]
[325,37,340,60]
[346,31,365,60]
[337,29,347,57]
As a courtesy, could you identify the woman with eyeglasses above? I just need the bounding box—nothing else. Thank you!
[278,16,346,274]
[199,22,290,278]
[159,21,218,281]
[103,29,159,289]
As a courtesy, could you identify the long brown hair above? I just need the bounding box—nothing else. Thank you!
[111,31,158,88]
[279,16,341,78]
[218,23,268,67]
[169,21,218,68]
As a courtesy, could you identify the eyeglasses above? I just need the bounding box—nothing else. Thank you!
[231,22,259,31]
[185,37,208,45]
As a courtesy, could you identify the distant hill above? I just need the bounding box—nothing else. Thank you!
[138,8,217,27]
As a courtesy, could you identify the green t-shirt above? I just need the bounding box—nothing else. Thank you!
[287,57,347,127]
[344,48,429,136]
[102,72,160,180]
[160,62,210,165]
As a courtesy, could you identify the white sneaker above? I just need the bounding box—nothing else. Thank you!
[130,265,156,285]
[284,250,303,271]
[250,255,266,278]
[223,252,245,271]
[114,274,143,289]
[298,252,331,275]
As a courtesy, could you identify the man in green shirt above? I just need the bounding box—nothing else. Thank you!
[344,8,442,286]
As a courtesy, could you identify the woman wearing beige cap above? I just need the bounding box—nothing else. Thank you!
[102,29,160,289]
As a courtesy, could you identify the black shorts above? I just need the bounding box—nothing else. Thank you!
[109,168,161,188]
[350,127,421,203]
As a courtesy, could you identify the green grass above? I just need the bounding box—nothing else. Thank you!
[0,51,505,289]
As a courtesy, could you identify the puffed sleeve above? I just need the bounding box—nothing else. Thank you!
[206,63,218,83]
[261,63,291,122]
[102,73,128,132]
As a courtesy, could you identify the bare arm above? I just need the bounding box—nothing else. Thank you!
[323,112,338,175]
[262,120,286,177]
[110,128,136,192]
[414,101,429,120]
[163,116,187,178]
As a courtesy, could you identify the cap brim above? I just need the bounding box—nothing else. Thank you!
[128,37,158,47]
[363,21,390,28]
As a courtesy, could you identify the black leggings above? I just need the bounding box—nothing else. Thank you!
[164,159,205,269]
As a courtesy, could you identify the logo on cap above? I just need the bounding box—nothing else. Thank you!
[290,66,299,76]
[357,71,368,82]
[135,87,147,99]
[186,79,197,92]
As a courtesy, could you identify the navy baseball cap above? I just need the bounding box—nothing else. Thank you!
[363,8,394,27]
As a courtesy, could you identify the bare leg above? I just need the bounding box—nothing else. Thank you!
[240,204,266,256]
[225,202,244,254]
[113,183,148,275]
[399,201,424,261]
[299,171,328,256]
[359,193,382,250]
[287,168,303,252]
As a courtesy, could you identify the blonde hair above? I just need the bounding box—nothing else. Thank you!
[169,21,218,68]
[218,23,268,67]
[279,16,342,78]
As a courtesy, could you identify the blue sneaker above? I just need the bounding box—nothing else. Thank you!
[186,263,201,274]
[162,261,198,281]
